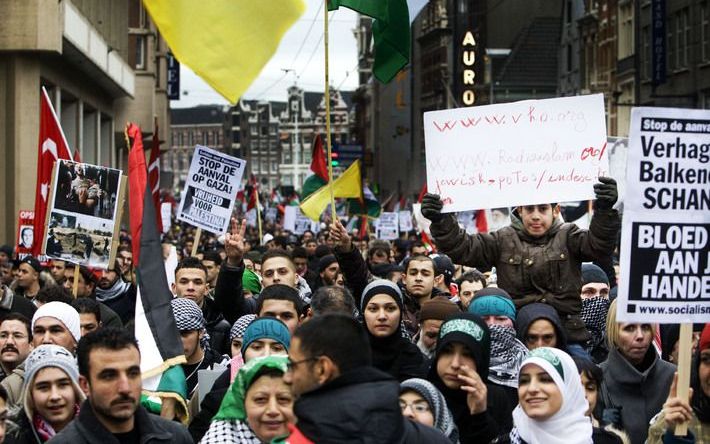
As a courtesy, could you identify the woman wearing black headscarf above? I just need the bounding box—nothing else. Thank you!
[427,312,513,443]
[361,279,429,381]
[647,323,710,443]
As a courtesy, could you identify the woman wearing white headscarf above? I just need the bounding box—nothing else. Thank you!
[510,347,595,444]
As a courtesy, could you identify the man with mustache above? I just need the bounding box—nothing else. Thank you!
[0,314,33,381]
[50,328,192,443]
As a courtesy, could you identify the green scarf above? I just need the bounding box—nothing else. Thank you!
[214,355,288,421]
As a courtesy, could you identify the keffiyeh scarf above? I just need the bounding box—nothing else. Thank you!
[171,297,211,350]
[581,297,610,352]
[488,324,528,388]
[200,419,262,444]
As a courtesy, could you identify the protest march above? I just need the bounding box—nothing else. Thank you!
[1,1,709,444]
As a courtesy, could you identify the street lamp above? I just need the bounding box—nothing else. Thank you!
[485,48,511,104]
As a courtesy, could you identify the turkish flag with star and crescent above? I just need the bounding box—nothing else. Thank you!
[32,87,73,256]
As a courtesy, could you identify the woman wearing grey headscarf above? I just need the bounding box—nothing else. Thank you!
[400,378,460,443]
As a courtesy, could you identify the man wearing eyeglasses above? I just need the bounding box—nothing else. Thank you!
[421,177,620,358]
[283,314,450,443]
[0,313,33,381]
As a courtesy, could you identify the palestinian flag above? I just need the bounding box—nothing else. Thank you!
[301,134,329,200]
[126,123,188,422]
[348,185,381,218]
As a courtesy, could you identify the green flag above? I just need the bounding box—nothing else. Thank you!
[329,0,409,83]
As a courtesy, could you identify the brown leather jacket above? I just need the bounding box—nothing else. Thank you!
[430,208,619,342]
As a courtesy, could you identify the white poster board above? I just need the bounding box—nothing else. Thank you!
[283,206,298,233]
[376,212,399,240]
[160,202,171,234]
[265,207,278,223]
[617,107,710,323]
[294,211,314,235]
[177,145,246,234]
[398,210,413,232]
[424,94,609,212]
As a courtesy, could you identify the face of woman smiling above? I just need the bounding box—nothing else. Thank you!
[245,374,295,442]
[518,363,563,421]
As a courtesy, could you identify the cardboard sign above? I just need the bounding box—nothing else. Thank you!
[398,210,413,232]
[177,145,246,234]
[376,212,399,240]
[617,107,710,323]
[284,206,315,235]
[43,160,123,268]
[424,94,609,212]
[16,210,35,259]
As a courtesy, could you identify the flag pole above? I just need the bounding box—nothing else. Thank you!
[71,265,80,299]
[324,1,337,221]
[255,186,264,244]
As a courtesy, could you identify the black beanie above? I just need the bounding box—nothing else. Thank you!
[581,263,609,285]
[318,254,338,273]
[436,313,491,380]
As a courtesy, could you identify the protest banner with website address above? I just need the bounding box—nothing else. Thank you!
[177,145,246,234]
[424,94,609,212]
[617,107,710,323]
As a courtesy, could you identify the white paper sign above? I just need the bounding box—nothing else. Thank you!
[398,210,413,232]
[265,207,278,223]
[294,212,314,235]
[177,145,246,234]
[424,94,609,212]
[160,202,171,234]
[617,107,710,323]
[283,206,297,233]
[376,212,399,240]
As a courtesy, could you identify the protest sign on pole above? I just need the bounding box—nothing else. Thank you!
[617,107,710,324]
[376,212,399,240]
[177,145,246,234]
[42,160,124,269]
[424,94,609,212]
[398,210,413,233]
[16,211,36,260]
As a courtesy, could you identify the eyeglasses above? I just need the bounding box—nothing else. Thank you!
[286,356,319,371]
[399,401,431,414]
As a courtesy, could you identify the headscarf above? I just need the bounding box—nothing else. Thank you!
[691,323,710,423]
[230,314,257,342]
[242,269,261,295]
[400,378,459,443]
[512,347,592,444]
[488,324,529,388]
[170,297,210,350]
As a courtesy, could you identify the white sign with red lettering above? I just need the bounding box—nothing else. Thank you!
[424,94,609,212]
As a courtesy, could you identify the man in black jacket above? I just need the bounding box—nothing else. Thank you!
[50,328,192,444]
[283,314,450,443]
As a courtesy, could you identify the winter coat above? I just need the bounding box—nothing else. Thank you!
[599,347,675,444]
[647,410,710,444]
[1,361,25,408]
[47,401,192,444]
[429,208,619,343]
[294,366,450,444]
[0,286,36,320]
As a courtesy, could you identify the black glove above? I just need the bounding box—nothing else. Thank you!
[421,193,444,223]
[594,176,618,210]
[601,407,623,429]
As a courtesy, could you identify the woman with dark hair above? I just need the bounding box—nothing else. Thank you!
[647,323,710,443]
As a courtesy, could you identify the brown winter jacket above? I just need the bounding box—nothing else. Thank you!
[430,208,619,342]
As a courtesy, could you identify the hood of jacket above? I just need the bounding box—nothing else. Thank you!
[294,366,409,443]
[516,303,568,350]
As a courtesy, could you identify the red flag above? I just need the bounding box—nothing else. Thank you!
[32,88,73,256]
[73,149,81,163]
[148,123,161,230]
[246,175,258,211]
[127,123,147,265]
[417,183,427,203]
[310,134,329,182]
[475,209,488,233]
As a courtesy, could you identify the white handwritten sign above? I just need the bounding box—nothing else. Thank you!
[424,94,609,212]
[376,212,399,240]
[398,210,413,232]
[177,145,246,234]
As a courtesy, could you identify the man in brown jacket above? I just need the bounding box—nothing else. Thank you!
[420,177,619,353]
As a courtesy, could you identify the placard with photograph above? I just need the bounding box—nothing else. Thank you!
[43,160,123,268]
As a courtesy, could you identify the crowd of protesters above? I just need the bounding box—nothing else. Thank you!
[0,176,707,443]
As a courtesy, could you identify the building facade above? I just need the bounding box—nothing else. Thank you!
[0,0,171,242]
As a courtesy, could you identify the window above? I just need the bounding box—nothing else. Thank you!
[641,26,650,80]
[676,8,689,68]
[188,132,193,146]
[703,2,710,61]
[271,161,278,173]
[203,132,209,145]
[135,35,146,70]
[177,133,184,147]
[618,2,634,59]
[567,44,573,72]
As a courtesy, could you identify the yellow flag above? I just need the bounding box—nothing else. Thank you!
[143,0,305,103]
[300,161,362,221]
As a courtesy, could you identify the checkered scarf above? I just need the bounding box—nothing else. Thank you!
[581,297,610,352]
[200,419,261,444]
[171,298,210,350]
[488,324,529,388]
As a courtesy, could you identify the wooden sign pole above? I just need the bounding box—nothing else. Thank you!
[191,227,201,257]
[71,265,80,299]
[675,322,693,436]
[107,175,128,269]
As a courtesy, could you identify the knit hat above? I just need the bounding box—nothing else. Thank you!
[436,313,491,380]
[700,323,710,352]
[581,263,609,286]
[420,296,460,322]
[400,378,459,442]
[242,269,261,295]
[468,287,517,321]
[214,355,288,421]
[361,279,404,312]
[241,317,290,356]
[318,255,338,272]
[430,254,455,285]
[23,345,86,421]
[32,301,81,343]
[230,314,257,341]
[20,256,42,273]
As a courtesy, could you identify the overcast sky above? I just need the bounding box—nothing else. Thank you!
[171,0,360,108]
